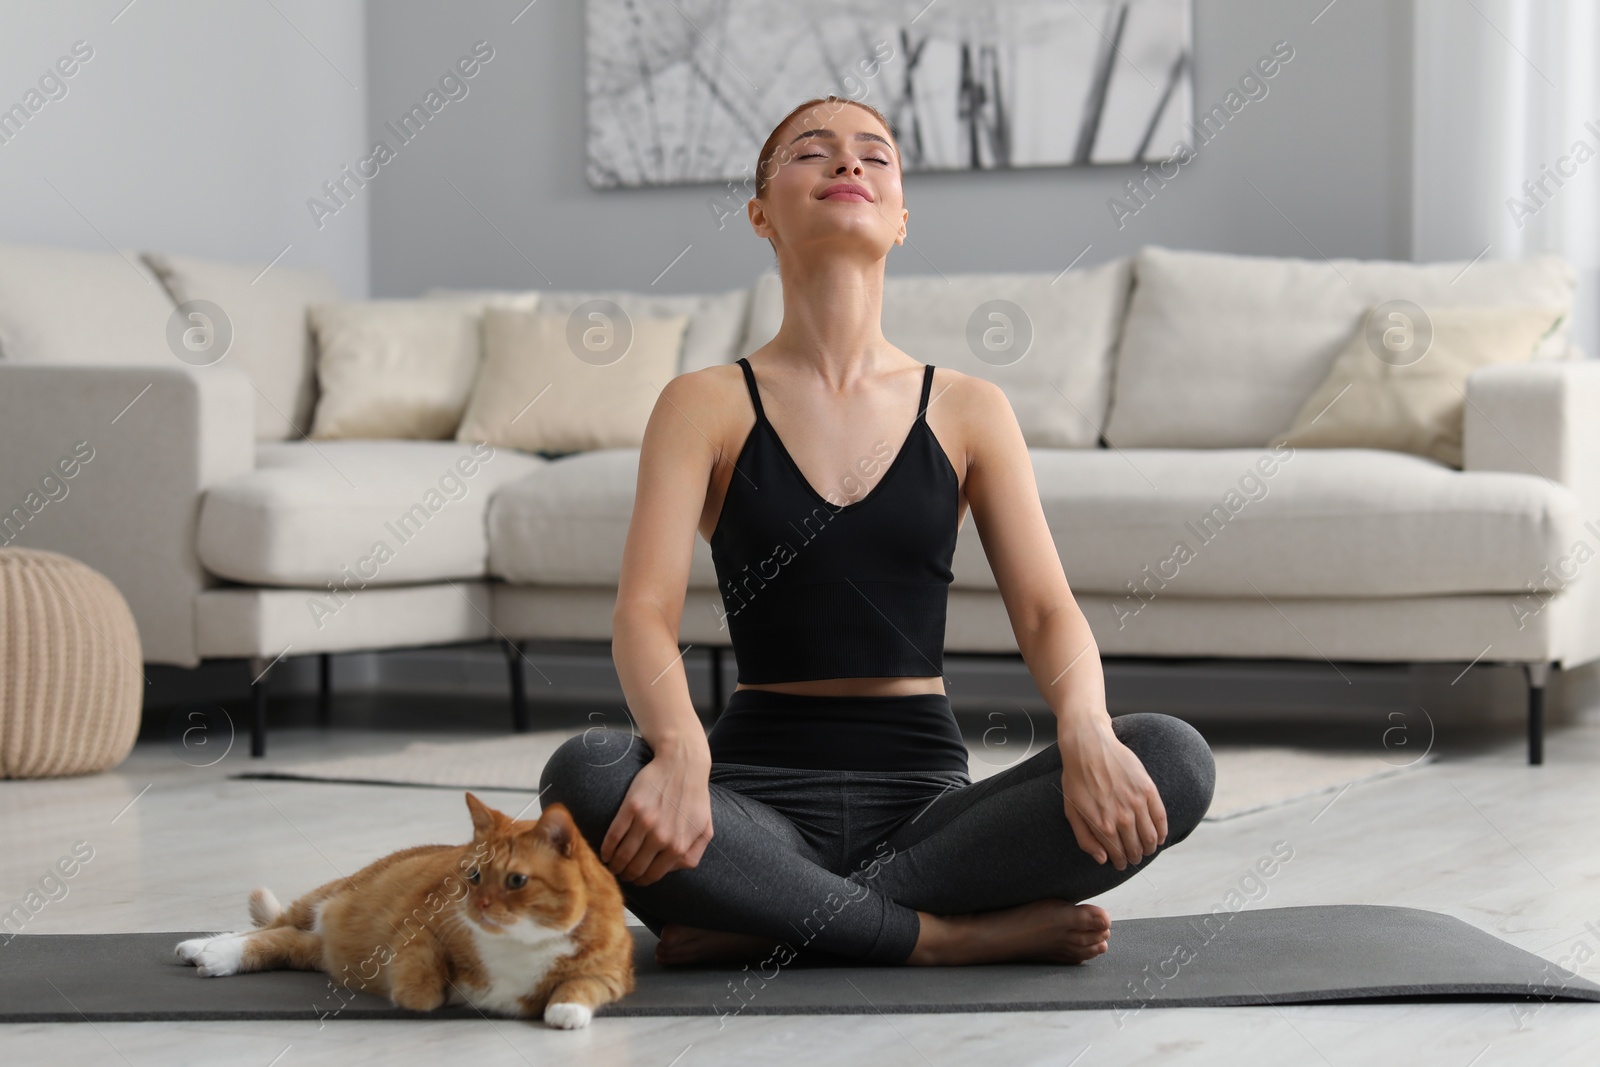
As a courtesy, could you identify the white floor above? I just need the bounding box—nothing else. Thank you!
[3,693,1599,1066]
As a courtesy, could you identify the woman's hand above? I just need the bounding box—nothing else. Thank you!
[1058,716,1167,870]
[599,740,713,886]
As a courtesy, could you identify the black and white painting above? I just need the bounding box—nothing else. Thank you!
[585,0,1193,188]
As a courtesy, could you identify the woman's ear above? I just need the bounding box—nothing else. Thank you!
[748,196,772,240]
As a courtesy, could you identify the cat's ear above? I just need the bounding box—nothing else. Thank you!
[532,803,576,858]
[465,792,499,836]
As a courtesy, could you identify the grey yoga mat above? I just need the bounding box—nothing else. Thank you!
[3,906,1596,1022]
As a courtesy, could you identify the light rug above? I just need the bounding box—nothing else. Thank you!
[234,731,1435,822]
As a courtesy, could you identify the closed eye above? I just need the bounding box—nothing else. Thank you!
[798,150,891,165]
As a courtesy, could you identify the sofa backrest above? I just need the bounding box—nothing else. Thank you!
[423,286,750,375]
[738,257,1134,448]
[0,242,341,443]
[0,241,175,366]
[1103,245,1577,449]
[145,252,341,441]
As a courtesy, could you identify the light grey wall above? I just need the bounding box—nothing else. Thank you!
[366,0,1413,298]
[0,0,369,297]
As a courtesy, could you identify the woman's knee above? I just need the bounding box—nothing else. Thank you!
[1110,712,1215,843]
[538,728,650,840]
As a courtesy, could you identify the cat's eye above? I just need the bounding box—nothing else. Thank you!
[466,867,480,885]
[505,873,528,890]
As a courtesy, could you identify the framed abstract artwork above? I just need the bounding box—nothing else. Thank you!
[585,0,1193,188]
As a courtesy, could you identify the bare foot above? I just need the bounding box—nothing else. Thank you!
[907,900,1112,966]
[654,923,782,966]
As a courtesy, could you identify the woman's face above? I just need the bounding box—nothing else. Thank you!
[750,104,907,262]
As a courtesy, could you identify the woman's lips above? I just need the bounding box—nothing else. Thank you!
[822,190,871,201]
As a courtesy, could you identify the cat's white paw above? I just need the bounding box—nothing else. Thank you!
[175,934,246,977]
[175,934,225,963]
[176,938,203,963]
[543,1002,593,1029]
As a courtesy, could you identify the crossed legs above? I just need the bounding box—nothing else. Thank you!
[539,712,1215,966]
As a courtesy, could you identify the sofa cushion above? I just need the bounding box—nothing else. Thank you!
[487,443,1576,603]
[456,309,688,453]
[424,285,749,374]
[740,259,1133,448]
[1103,246,1577,448]
[144,251,342,442]
[487,449,720,587]
[199,441,541,587]
[948,446,1582,601]
[0,242,174,365]
[308,300,486,440]
[1272,303,1566,468]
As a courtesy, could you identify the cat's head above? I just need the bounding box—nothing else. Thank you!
[459,792,590,935]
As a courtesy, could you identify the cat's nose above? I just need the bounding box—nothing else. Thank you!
[477,897,492,911]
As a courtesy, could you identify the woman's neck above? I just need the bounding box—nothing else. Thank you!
[767,257,892,384]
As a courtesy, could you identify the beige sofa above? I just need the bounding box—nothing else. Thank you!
[1,242,1594,764]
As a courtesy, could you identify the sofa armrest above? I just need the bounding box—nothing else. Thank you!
[1463,359,1600,511]
[0,365,254,665]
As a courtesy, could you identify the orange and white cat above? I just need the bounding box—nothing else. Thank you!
[175,793,633,1029]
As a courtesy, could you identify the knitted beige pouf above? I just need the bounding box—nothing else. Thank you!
[0,548,143,778]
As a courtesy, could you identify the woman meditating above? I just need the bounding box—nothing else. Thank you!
[541,96,1215,967]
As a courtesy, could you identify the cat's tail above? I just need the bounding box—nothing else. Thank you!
[248,887,285,927]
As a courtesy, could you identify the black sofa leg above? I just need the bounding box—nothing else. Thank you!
[249,656,273,759]
[1525,662,1551,766]
[708,646,724,725]
[505,640,529,733]
[317,653,333,728]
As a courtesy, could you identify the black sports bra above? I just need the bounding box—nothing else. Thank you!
[708,357,960,684]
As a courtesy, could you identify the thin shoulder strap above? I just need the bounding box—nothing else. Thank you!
[736,357,767,422]
[917,363,936,420]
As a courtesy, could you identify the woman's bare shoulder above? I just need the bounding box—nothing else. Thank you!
[656,361,750,414]
[925,366,1015,427]
[645,362,755,455]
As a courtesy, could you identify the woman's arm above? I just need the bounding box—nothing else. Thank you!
[601,372,723,886]
[956,375,1168,871]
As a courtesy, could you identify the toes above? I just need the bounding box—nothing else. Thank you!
[1077,942,1109,963]
[656,924,693,947]
[1067,940,1109,963]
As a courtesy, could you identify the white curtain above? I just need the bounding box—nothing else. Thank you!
[1413,0,1600,356]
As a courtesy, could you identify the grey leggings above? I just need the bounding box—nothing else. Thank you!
[539,711,1215,965]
